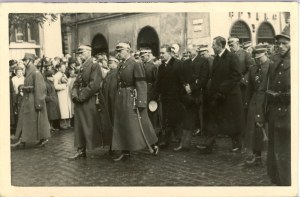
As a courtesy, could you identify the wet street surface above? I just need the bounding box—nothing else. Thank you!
[11,129,273,186]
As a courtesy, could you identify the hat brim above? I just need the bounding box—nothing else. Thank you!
[275,34,290,41]
[254,53,265,59]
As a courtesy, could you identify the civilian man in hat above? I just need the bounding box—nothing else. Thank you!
[68,45,113,160]
[244,44,270,166]
[266,28,291,186]
[154,44,185,149]
[197,36,244,154]
[228,37,254,118]
[174,44,209,152]
[12,53,50,148]
[112,42,158,161]
[140,47,160,134]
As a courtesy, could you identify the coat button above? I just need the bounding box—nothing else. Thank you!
[278,91,282,93]
[278,108,281,111]
[281,64,284,67]
[257,114,260,117]
[278,81,281,84]
[279,72,282,75]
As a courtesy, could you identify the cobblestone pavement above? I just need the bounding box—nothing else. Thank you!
[11,129,273,186]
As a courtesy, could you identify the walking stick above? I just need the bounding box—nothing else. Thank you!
[133,89,154,153]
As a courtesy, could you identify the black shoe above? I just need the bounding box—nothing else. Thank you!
[245,156,262,167]
[159,142,169,149]
[113,153,130,162]
[152,145,159,156]
[173,146,190,152]
[11,140,25,149]
[68,150,86,160]
[231,147,242,153]
[35,139,49,148]
[197,145,212,154]
[193,129,201,136]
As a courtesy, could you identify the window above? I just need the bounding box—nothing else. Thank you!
[230,21,251,44]
[10,23,39,44]
[257,22,275,44]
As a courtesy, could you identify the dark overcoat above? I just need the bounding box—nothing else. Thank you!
[244,59,270,150]
[15,65,51,142]
[267,51,291,186]
[71,58,113,150]
[112,57,158,151]
[155,57,185,128]
[235,48,254,108]
[206,49,245,136]
[180,56,209,130]
[143,60,160,132]
[10,78,16,126]
[45,79,61,121]
[102,69,118,124]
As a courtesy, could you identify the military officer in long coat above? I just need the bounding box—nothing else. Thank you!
[244,44,270,166]
[174,44,209,151]
[266,29,291,186]
[197,36,245,154]
[139,48,160,134]
[154,44,185,149]
[112,43,159,161]
[68,45,113,160]
[12,53,51,148]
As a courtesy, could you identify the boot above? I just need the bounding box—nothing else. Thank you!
[35,139,49,148]
[11,140,25,149]
[113,151,131,162]
[68,147,86,160]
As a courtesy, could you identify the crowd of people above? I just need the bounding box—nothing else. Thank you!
[9,26,290,186]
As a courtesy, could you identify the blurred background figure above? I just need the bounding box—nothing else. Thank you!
[44,70,61,132]
[11,66,24,95]
[53,62,72,130]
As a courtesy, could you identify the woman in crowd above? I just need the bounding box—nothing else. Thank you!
[53,62,72,130]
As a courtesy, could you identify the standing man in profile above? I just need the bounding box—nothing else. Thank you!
[197,36,245,154]
[155,44,185,149]
[266,28,291,186]
[68,45,112,160]
[12,53,50,148]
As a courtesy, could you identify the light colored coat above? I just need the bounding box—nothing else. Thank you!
[53,71,72,119]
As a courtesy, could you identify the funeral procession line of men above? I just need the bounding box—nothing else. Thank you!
[10,25,290,186]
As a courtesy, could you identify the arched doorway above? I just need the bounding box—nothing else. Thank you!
[230,21,251,44]
[91,34,108,56]
[257,22,275,44]
[137,26,160,57]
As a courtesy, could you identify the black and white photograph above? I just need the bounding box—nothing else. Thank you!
[0,2,298,197]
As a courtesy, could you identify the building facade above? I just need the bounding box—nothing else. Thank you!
[9,14,63,60]
[61,12,289,57]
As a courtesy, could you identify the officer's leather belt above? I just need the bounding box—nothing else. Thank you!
[119,82,134,88]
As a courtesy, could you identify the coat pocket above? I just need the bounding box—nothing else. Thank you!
[274,106,290,130]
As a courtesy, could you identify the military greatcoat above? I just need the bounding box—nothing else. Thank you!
[267,51,291,186]
[71,58,112,150]
[143,60,160,133]
[244,59,270,151]
[112,57,158,151]
[15,65,51,142]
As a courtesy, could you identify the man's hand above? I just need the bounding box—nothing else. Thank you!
[256,122,264,128]
[185,84,192,95]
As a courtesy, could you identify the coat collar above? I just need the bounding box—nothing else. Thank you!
[25,64,37,78]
